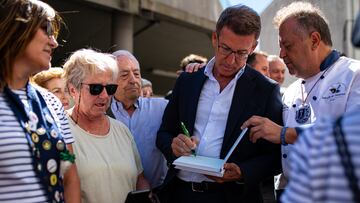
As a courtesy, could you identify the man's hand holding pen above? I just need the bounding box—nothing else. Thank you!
[171,134,198,157]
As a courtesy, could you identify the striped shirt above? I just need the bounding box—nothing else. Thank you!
[281,110,360,203]
[0,87,74,203]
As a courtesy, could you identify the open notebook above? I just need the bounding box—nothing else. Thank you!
[173,128,248,177]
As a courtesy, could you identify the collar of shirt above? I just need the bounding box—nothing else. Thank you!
[113,97,140,112]
[203,57,246,82]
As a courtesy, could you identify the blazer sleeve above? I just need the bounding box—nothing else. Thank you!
[156,74,183,165]
[237,84,283,186]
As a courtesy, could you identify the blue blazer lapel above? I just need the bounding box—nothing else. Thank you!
[220,67,256,158]
[183,70,207,135]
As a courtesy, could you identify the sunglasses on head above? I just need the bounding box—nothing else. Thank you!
[40,20,56,38]
[81,83,118,96]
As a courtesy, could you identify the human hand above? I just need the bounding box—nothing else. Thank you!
[171,134,198,157]
[178,62,206,75]
[241,115,282,144]
[206,163,242,183]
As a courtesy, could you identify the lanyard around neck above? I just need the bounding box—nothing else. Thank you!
[3,83,66,203]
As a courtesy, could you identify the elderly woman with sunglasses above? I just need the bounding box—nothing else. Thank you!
[0,0,80,202]
[63,48,150,203]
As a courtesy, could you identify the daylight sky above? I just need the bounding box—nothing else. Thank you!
[220,0,273,14]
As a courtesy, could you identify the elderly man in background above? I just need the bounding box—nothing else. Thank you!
[268,55,286,86]
[141,78,154,97]
[268,55,287,95]
[107,50,168,189]
[247,51,270,77]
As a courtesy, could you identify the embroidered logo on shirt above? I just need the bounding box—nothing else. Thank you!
[322,82,346,102]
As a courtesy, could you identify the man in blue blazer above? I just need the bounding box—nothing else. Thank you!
[156,4,283,203]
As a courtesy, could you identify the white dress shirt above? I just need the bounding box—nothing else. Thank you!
[178,57,245,183]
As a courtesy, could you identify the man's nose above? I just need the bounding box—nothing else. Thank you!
[225,52,236,64]
[279,47,286,59]
[128,72,137,83]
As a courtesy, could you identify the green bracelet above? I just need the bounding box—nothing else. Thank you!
[60,150,76,163]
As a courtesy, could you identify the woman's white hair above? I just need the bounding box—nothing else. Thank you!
[63,48,119,89]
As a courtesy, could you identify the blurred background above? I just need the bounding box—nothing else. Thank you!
[46,0,360,95]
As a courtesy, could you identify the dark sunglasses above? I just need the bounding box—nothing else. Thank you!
[82,83,118,96]
[40,20,56,38]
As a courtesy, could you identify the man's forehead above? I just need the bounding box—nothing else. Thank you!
[119,67,140,72]
[270,61,286,69]
[117,59,139,71]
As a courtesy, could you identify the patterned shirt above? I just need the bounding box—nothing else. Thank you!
[0,87,73,202]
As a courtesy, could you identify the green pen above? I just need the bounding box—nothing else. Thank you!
[180,122,196,156]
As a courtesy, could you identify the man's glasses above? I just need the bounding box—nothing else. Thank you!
[217,45,249,60]
[216,37,249,60]
[81,83,118,96]
[40,20,57,38]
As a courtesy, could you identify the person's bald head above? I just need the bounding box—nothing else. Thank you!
[247,51,269,76]
[268,55,286,85]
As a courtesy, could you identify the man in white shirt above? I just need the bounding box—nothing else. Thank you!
[156,4,283,203]
[241,1,360,201]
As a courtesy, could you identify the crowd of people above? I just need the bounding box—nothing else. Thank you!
[1,0,360,203]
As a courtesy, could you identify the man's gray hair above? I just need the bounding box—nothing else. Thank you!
[141,78,152,87]
[273,1,332,46]
[112,50,140,70]
[267,55,284,63]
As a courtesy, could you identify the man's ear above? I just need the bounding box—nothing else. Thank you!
[310,31,321,50]
[249,40,258,54]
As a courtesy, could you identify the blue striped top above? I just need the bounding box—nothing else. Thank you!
[281,110,360,203]
[0,87,73,203]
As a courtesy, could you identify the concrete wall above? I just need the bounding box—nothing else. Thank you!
[47,0,223,95]
[49,0,113,65]
[140,0,222,30]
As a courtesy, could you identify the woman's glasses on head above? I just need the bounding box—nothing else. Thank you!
[81,83,118,96]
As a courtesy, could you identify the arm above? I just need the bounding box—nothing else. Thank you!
[241,117,299,145]
[136,172,151,190]
[281,130,313,203]
[63,144,81,203]
[156,75,183,164]
[345,68,360,112]
[208,83,283,184]
[237,84,283,185]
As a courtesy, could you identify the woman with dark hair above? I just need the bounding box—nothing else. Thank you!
[0,0,80,202]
